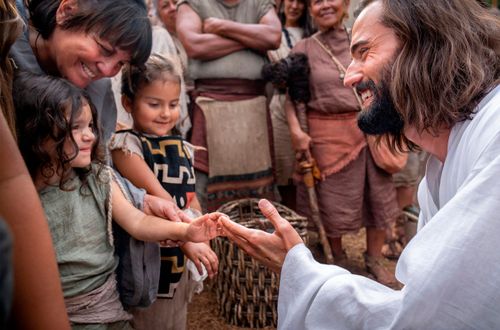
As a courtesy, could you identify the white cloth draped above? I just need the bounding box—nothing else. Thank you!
[278,85,500,329]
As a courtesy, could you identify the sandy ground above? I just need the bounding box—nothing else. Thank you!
[186,228,400,330]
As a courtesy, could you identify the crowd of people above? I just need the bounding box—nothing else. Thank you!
[0,0,498,329]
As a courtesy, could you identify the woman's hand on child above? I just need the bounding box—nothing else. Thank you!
[143,194,181,222]
[186,212,227,242]
[182,242,219,279]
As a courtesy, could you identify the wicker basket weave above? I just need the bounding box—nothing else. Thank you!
[214,198,308,328]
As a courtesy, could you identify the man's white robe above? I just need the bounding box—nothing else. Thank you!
[278,85,500,329]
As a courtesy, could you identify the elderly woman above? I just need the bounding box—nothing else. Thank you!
[285,0,399,286]
[266,0,314,209]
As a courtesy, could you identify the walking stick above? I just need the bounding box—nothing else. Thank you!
[262,53,333,263]
[295,102,334,265]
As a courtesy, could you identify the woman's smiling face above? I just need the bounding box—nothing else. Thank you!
[309,0,348,31]
[284,0,305,27]
[47,28,131,88]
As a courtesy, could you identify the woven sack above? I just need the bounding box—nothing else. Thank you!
[214,198,308,328]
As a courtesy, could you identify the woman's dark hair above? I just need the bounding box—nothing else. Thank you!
[278,0,315,41]
[0,0,23,139]
[262,52,311,103]
[14,71,106,190]
[29,0,152,66]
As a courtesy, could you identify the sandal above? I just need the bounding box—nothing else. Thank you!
[381,240,403,260]
[364,253,397,287]
[334,251,349,269]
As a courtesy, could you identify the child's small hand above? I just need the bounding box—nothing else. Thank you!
[182,242,219,279]
[185,212,227,242]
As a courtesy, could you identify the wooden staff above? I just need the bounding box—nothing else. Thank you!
[295,102,334,265]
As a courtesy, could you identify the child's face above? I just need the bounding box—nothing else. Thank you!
[127,79,181,136]
[64,103,96,168]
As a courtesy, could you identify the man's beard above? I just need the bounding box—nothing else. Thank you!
[356,79,404,136]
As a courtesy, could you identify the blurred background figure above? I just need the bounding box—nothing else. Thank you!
[156,0,194,136]
[286,0,399,286]
[383,151,428,259]
[266,0,315,210]
[145,0,162,26]
[177,0,281,212]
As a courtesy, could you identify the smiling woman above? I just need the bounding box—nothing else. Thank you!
[26,0,151,87]
[10,0,152,141]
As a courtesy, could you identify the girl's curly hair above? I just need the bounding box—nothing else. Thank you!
[14,71,106,190]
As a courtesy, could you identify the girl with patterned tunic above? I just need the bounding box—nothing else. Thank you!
[110,54,218,330]
[13,71,225,329]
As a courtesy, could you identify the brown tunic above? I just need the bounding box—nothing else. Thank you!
[292,27,398,237]
[292,28,359,115]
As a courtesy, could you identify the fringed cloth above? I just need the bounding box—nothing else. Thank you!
[65,273,132,325]
[294,111,398,238]
[294,111,366,182]
[190,79,276,211]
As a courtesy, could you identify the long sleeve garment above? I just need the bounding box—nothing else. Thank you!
[278,84,500,329]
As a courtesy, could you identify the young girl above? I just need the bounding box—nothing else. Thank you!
[110,53,217,330]
[13,71,225,329]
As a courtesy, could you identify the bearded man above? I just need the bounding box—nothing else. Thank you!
[221,0,500,328]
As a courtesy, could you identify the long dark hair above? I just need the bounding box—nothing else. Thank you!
[14,71,106,190]
[29,0,152,66]
[278,0,315,41]
[0,0,23,139]
[381,0,500,135]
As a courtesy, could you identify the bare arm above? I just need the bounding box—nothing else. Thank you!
[176,4,246,60]
[203,9,281,51]
[111,180,223,242]
[0,113,70,329]
[285,95,312,161]
[112,150,173,201]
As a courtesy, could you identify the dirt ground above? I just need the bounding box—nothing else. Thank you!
[186,228,400,330]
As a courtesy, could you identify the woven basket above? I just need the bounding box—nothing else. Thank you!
[214,198,308,328]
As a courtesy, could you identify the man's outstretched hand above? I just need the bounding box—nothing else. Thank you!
[220,199,303,273]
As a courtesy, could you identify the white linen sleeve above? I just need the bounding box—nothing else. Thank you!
[278,244,400,330]
[279,152,500,329]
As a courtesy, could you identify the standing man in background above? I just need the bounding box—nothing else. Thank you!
[176,0,281,211]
